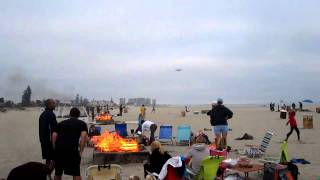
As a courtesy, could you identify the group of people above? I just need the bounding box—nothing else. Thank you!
[7,99,88,180]
[143,135,213,179]
[13,97,301,180]
[39,99,88,180]
[270,101,304,112]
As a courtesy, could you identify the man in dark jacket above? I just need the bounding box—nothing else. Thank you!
[39,99,57,177]
[207,98,233,149]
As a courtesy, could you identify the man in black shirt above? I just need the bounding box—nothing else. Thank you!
[39,99,57,177]
[52,107,88,180]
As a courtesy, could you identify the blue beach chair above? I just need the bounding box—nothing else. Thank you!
[115,123,128,137]
[158,125,174,144]
[176,125,191,146]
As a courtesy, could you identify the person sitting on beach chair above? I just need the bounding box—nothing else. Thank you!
[144,141,171,178]
[185,135,210,176]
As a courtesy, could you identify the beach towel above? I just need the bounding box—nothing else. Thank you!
[290,159,310,164]
[235,133,254,140]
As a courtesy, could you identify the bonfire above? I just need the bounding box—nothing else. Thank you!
[91,131,139,152]
[96,112,113,121]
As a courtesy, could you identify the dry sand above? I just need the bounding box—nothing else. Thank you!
[0,105,319,179]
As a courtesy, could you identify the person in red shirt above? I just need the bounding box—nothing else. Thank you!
[285,108,300,141]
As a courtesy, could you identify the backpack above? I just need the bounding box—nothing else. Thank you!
[263,162,294,180]
[282,162,299,180]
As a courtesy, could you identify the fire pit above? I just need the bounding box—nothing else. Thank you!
[91,131,149,164]
[95,112,114,124]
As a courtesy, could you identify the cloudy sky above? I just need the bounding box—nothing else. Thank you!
[0,0,319,104]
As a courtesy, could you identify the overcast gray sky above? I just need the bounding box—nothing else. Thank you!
[0,0,319,104]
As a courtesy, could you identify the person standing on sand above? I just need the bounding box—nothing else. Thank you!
[285,107,300,141]
[207,98,233,149]
[52,108,88,180]
[151,104,156,113]
[299,102,303,111]
[39,99,57,179]
[119,104,123,116]
[140,104,146,119]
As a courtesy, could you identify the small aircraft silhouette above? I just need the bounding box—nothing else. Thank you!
[175,68,182,72]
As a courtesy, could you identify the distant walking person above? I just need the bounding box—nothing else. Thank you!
[185,106,190,112]
[52,108,88,180]
[151,104,156,113]
[299,102,303,111]
[140,104,146,119]
[292,103,296,110]
[39,99,57,179]
[207,98,233,149]
[119,104,123,116]
[90,107,95,121]
[285,108,300,141]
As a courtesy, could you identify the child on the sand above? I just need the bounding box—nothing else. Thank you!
[285,108,300,141]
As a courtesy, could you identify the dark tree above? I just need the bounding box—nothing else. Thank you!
[21,86,32,106]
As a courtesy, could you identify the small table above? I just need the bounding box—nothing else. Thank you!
[230,164,264,178]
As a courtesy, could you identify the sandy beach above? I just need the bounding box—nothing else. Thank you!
[0,105,319,179]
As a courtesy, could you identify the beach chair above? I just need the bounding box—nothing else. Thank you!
[175,125,191,146]
[158,125,174,144]
[95,126,102,135]
[86,164,122,180]
[115,123,128,137]
[147,156,186,180]
[245,130,274,158]
[195,156,224,180]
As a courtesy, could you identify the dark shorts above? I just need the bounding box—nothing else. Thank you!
[55,150,81,176]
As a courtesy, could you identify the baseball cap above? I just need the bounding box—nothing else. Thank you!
[217,98,223,104]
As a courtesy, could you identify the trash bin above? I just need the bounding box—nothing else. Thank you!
[115,123,128,137]
[280,110,287,119]
[303,115,313,129]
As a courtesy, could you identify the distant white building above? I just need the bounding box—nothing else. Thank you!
[127,98,152,106]
[119,98,126,105]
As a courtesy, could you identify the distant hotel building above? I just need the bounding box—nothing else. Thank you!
[119,98,126,105]
[127,98,153,106]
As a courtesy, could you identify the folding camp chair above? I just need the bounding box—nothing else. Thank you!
[196,156,224,180]
[245,130,274,158]
[86,164,122,180]
[175,125,191,146]
[158,125,174,144]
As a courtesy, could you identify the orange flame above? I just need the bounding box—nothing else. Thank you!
[91,131,139,152]
[96,112,113,121]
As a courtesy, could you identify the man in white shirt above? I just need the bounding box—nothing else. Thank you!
[142,120,157,144]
